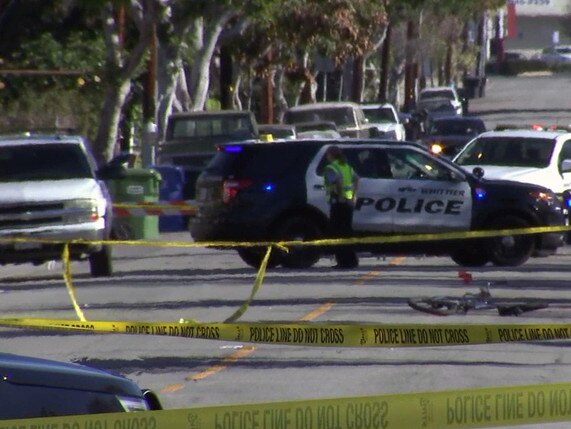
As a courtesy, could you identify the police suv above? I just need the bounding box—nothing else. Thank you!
[190,140,566,268]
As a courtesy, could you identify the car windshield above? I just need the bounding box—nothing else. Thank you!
[455,137,555,168]
[170,116,256,140]
[0,143,93,182]
[420,90,455,101]
[259,127,295,139]
[362,107,397,123]
[285,107,356,127]
[429,120,484,136]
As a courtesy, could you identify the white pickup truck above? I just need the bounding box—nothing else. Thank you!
[0,134,115,276]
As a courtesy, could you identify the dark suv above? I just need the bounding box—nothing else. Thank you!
[190,139,566,268]
[0,352,161,419]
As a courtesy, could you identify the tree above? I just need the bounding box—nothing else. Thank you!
[154,0,270,136]
[91,0,161,165]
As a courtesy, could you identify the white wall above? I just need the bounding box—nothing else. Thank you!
[509,0,571,17]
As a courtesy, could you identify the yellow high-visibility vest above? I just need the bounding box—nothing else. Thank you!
[325,160,354,200]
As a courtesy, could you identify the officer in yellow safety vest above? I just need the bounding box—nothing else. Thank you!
[323,145,360,269]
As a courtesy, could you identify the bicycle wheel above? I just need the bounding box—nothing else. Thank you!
[496,301,548,316]
[407,297,466,316]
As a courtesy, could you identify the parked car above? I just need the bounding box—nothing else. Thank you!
[417,86,464,116]
[540,45,571,64]
[283,102,376,138]
[423,116,487,158]
[156,110,259,199]
[360,103,406,140]
[0,352,161,419]
[190,139,565,269]
[258,124,296,140]
[0,134,117,277]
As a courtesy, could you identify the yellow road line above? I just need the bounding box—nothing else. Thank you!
[297,302,334,321]
[160,256,406,393]
[354,256,406,286]
[186,346,257,382]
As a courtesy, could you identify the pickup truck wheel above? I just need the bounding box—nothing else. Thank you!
[237,248,281,269]
[89,245,113,277]
[450,244,489,267]
[276,217,322,269]
[488,215,535,267]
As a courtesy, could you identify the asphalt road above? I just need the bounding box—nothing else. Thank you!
[2,74,571,428]
[1,233,571,429]
[468,72,571,130]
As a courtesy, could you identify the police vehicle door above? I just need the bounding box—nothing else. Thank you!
[306,146,394,232]
[383,147,472,232]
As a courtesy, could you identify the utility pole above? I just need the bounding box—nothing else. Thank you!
[403,20,418,112]
[378,23,391,103]
[219,45,233,109]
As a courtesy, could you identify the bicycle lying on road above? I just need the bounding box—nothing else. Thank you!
[407,283,548,317]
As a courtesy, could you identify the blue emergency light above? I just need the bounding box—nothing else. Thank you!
[223,145,243,153]
[475,187,486,199]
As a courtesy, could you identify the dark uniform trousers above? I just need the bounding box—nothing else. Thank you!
[329,200,358,267]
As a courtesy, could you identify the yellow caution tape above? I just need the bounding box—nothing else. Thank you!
[0,317,570,348]
[225,245,273,323]
[61,244,86,321]
[0,224,568,249]
[1,380,571,428]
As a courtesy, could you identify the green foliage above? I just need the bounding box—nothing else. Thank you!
[0,30,105,139]
[0,85,103,137]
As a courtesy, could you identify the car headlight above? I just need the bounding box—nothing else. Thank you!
[64,199,101,223]
[430,142,443,155]
[117,395,149,412]
[529,190,558,206]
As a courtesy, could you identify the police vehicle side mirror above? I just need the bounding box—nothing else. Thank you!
[561,159,571,173]
[472,167,485,179]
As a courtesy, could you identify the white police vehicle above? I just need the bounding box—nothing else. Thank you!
[191,139,566,268]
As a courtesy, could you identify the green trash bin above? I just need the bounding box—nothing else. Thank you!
[107,168,162,240]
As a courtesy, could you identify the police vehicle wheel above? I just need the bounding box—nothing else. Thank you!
[89,245,113,277]
[450,245,489,267]
[488,215,535,267]
[276,216,322,269]
[237,248,281,269]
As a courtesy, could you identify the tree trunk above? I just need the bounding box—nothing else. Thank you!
[92,79,131,165]
[189,12,234,111]
[275,66,289,122]
[92,1,156,165]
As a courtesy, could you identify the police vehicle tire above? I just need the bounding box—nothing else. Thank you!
[237,248,281,269]
[488,215,535,267]
[450,245,489,267]
[89,245,113,277]
[275,216,322,269]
